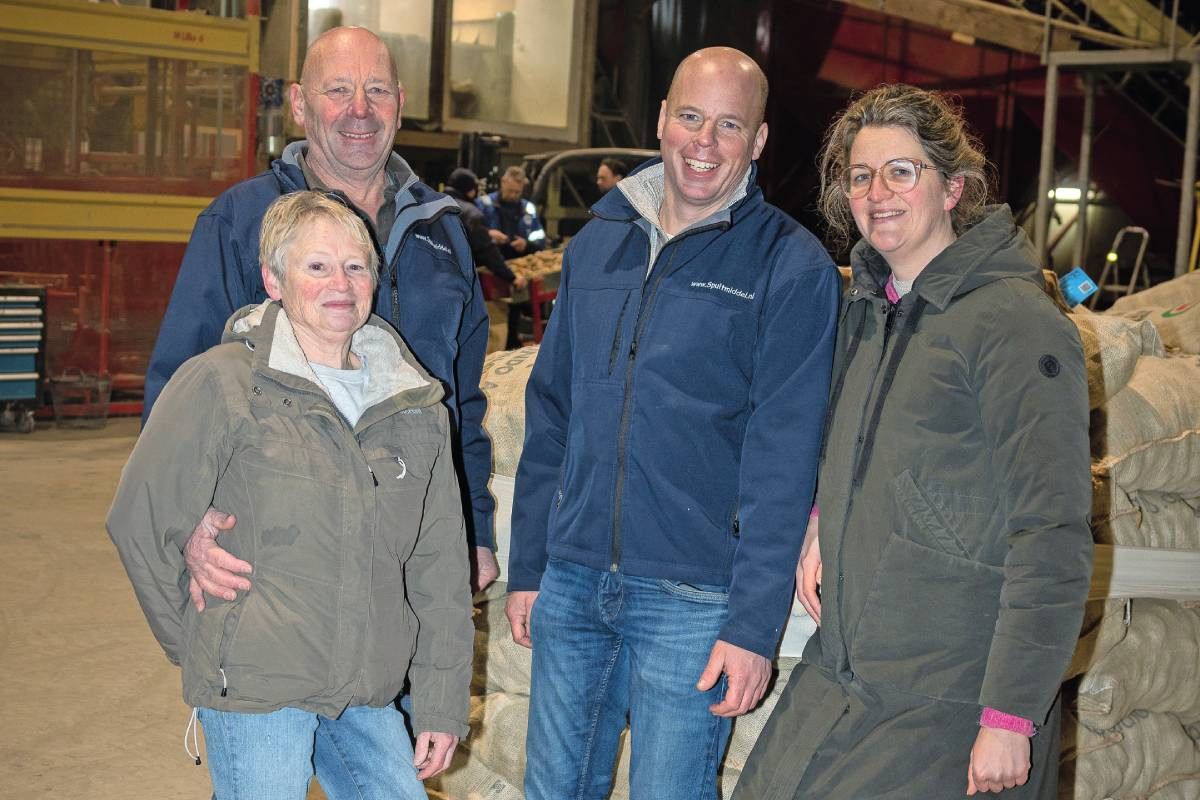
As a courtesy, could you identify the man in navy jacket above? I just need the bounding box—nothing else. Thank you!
[476,165,546,259]
[505,47,840,798]
[144,27,498,597]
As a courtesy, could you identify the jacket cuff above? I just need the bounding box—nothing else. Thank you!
[979,707,1036,737]
[468,509,495,550]
[411,712,470,742]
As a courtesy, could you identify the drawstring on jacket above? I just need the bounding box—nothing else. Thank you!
[182,668,227,765]
[184,707,201,765]
[852,296,928,486]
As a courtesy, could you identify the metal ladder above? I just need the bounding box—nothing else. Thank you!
[1089,225,1151,307]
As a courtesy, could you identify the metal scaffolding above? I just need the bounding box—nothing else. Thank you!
[1031,2,1200,278]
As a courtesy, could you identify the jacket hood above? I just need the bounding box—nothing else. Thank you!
[850,205,1041,311]
[594,157,761,227]
[221,300,444,413]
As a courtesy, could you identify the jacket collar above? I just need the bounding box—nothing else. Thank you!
[222,301,445,415]
[849,205,1040,312]
[594,157,761,230]
[280,140,419,196]
[274,141,461,259]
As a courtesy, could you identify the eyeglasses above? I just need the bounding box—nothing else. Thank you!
[841,158,941,199]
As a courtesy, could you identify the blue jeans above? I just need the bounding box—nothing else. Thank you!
[198,704,427,800]
[525,558,733,800]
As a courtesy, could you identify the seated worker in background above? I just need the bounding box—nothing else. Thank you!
[109,191,472,800]
[596,157,629,193]
[445,167,528,293]
[478,166,546,259]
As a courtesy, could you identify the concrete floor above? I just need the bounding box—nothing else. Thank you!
[0,417,213,797]
[0,417,350,799]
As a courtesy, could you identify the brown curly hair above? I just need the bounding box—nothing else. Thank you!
[818,84,993,251]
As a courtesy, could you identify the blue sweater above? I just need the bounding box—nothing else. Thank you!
[508,161,839,657]
[143,144,495,547]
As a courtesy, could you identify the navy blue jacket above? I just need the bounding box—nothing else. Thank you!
[508,162,840,657]
[144,144,495,547]
[477,191,546,258]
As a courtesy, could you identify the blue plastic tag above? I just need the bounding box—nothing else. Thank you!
[1061,266,1098,307]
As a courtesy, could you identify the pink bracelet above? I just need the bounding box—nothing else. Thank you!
[809,505,820,519]
[979,707,1036,737]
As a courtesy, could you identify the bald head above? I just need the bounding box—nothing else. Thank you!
[303,26,398,88]
[655,46,770,233]
[667,47,768,129]
[291,25,404,187]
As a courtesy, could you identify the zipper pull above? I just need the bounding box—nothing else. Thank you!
[368,465,378,487]
[629,340,638,358]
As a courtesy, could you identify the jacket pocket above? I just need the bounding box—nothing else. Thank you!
[365,443,440,560]
[850,533,1004,703]
[893,469,973,559]
[217,580,339,704]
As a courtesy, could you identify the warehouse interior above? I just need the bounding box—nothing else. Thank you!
[1,0,1199,798]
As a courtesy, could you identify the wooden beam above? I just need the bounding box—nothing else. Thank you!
[833,0,1078,55]
[1085,0,1193,48]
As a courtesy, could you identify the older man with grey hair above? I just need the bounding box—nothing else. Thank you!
[144,27,499,613]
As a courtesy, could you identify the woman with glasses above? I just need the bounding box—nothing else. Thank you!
[734,84,1092,799]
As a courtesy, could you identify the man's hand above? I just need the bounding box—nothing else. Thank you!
[505,590,539,648]
[510,236,528,254]
[797,514,822,624]
[471,546,500,594]
[513,274,528,291]
[184,507,251,612]
[413,731,459,780]
[966,727,1031,795]
[488,229,508,245]
[696,640,771,718]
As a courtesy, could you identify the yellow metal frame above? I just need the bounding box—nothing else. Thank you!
[0,0,258,69]
[0,188,208,243]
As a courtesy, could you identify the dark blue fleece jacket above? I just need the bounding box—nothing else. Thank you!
[143,144,494,546]
[508,161,839,657]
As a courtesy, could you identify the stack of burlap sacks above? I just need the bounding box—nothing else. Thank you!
[433,272,1200,799]
[1061,272,1200,800]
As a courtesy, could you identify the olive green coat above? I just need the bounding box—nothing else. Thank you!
[108,301,473,738]
[737,207,1092,798]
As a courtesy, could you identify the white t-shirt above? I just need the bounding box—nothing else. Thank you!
[310,354,370,427]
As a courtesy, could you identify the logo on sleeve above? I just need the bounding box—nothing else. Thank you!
[413,233,452,256]
[1038,354,1061,378]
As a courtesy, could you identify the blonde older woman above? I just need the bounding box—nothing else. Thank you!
[108,191,472,800]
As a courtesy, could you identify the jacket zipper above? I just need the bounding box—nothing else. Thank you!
[310,400,378,702]
[607,292,632,375]
[383,205,458,326]
[829,294,889,668]
[608,221,726,572]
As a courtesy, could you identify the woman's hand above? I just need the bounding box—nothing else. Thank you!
[796,514,822,624]
[966,727,1031,794]
[414,731,459,780]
